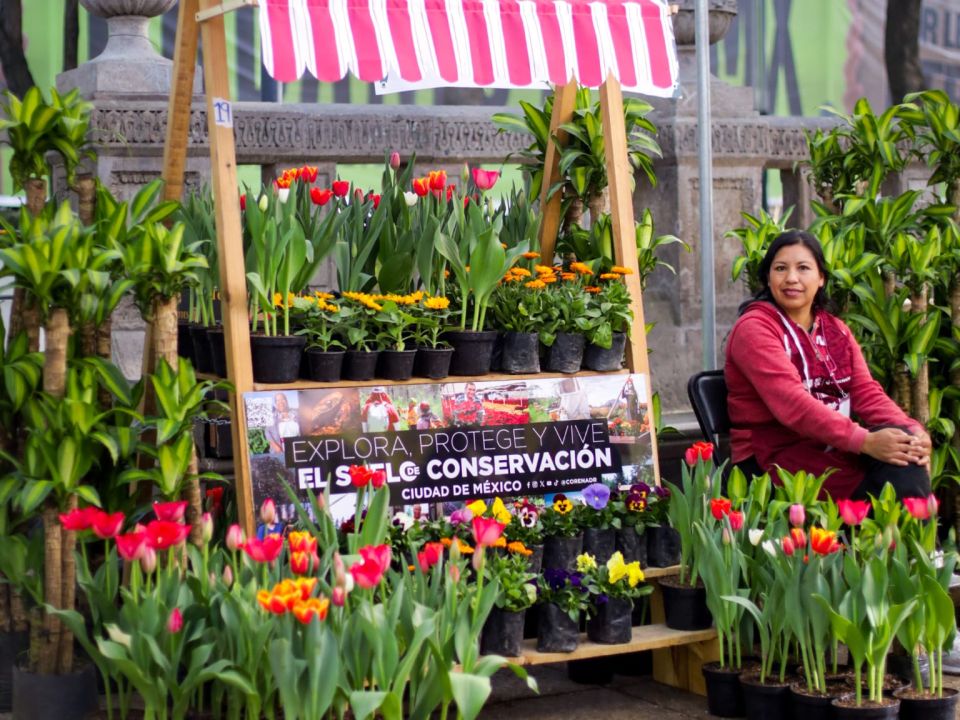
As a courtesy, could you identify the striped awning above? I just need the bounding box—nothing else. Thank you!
[258,0,679,95]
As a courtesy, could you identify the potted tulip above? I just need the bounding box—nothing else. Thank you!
[577,551,651,644]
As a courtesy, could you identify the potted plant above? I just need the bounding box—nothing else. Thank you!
[582,267,633,371]
[505,499,545,573]
[411,295,454,379]
[373,294,419,380]
[480,553,537,657]
[535,568,590,653]
[540,494,583,572]
[489,266,548,374]
[643,483,679,567]
[339,291,382,380]
[612,484,650,566]
[577,551,651,644]
[539,262,591,373]
[293,292,346,382]
[578,483,616,559]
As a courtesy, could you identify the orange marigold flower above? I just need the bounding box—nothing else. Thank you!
[584,286,601,294]
[541,275,557,283]
[522,251,540,259]
[314,291,334,301]
[507,541,533,557]
[456,538,474,555]
[610,265,633,275]
[439,537,453,548]
[535,265,555,275]
[561,272,576,281]
[510,267,532,277]
[525,279,547,290]
[424,296,450,310]
[492,536,507,549]
[599,273,620,280]
[570,262,593,275]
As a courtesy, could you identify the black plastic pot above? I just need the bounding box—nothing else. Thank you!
[830,694,899,719]
[342,349,380,381]
[740,672,790,719]
[446,330,498,376]
[660,578,712,630]
[178,321,194,363]
[702,663,746,718]
[190,324,215,374]
[544,332,586,373]
[0,631,28,712]
[789,682,838,720]
[582,527,615,561]
[616,527,647,566]
[582,332,627,372]
[489,332,505,372]
[893,687,958,720]
[305,348,345,382]
[250,334,306,383]
[542,534,583,572]
[376,349,417,381]
[536,603,580,653]
[414,346,454,379]
[13,663,98,720]
[526,544,544,575]
[586,597,633,644]
[502,332,541,374]
[646,524,681,567]
[207,327,227,377]
[480,608,526,657]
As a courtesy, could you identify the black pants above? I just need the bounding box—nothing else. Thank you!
[851,457,931,500]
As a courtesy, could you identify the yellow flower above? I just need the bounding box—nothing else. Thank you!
[467,499,488,517]
[535,265,555,275]
[273,292,283,307]
[540,275,557,283]
[525,279,546,290]
[606,551,628,584]
[522,251,540,259]
[314,291,334,300]
[553,497,573,514]
[492,536,507,549]
[584,286,601,294]
[599,273,620,281]
[424,296,450,310]
[576,553,597,573]
[509,267,532,278]
[626,562,645,588]
[561,272,576,281]
[491,497,511,524]
[610,265,633,275]
[570,262,593,275]
[506,541,532,557]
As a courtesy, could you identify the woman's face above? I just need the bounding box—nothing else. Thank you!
[275,394,289,412]
[767,243,824,321]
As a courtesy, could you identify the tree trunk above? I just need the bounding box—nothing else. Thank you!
[882,270,897,299]
[909,284,929,425]
[75,175,95,225]
[57,494,77,673]
[184,448,204,546]
[43,309,70,397]
[0,0,36,99]
[564,196,585,232]
[153,295,180,369]
[38,506,62,674]
[79,322,97,358]
[895,367,912,416]
[24,177,45,217]
[885,0,925,102]
[10,589,28,631]
[586,189,609,226]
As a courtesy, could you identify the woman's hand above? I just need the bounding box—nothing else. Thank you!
[861,427,929,467]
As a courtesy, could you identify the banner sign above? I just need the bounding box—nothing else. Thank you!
[244,374,653,523]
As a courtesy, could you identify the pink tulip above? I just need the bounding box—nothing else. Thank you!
[201,512,214,543]
[241,535,284,563]
[728,510,744,531]
[226,524,245,552]
[167,608,183,633]
[349,544,392,589]
[904,495,938,520]
[140,546,157,574]
[788,504,805,528]
[471,516,506,547]
[222,565,234,587]
[837,499,870,526]
[471,167,500,191]
[332,587,347,607]
[91,511,125,540]
[259,498,277,525]
[153,501,188,523]
[390,151,401,170]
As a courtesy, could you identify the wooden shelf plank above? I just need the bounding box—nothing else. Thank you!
[505,623,717,666]
[249,368,630,392]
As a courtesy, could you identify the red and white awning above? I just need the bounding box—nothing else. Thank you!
[259,0,678,95]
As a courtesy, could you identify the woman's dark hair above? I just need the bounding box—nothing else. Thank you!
[738,230,835,316]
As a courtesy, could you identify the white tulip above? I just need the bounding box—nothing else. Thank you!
[278,187,290,204]
[403,191,418,206]
[748,529,764,546]
[761,539,777,557]
[258,194,269,211]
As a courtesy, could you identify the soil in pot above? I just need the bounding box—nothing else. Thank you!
[0,631,28,712]
[616,527,647,566]
[702,662,746,718]
[342,349,380,381]
[582,527,615,560]
[502,332,540,374]
[789,682,840,720]
[582,332,627,372]
[830,693,899,719]
[207,326,227,377]
[586,597,633,644]
[646,524,681,567]
[414,346,454,379]
[190,324,215,374]
[446,330,497,376]
[376,349,417,381]
[659,577,712,630]
[542,534,583,572]
[536,603,580,653]
[13,663,99,720]
[250,334,306,383]
[305,348,345,382]
[740,672,791,720]
[480,608,525,657]
[544,332,586,373]
[894,686,959,720]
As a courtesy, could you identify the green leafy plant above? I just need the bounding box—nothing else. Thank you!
[485,553,537,613]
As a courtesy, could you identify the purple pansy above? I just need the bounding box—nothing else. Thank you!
[582,483,611,510]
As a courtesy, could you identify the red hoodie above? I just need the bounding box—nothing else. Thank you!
[724,301,921,499]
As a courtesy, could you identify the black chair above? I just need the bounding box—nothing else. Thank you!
[687,369,731,461]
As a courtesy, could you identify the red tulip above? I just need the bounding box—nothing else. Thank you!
[445,184,454,202]
[167,608,183,633]
[145,520,191,550]
[390,151,401,170]
[241,534,284,563]
[239,194,246,211]
[332,180,350,197]
[116,529,148,561]
[728,509,744,531]
[417,541,444,572]
[471,167,500,191]
[59,506,99,532]
[471,516,506,547]
[91,510,125,540]
[684,441,714,466]
[370,469,386,489]
[428,170,446,191]
[226,523,245,552]
[789,527,807,549]
[710,498,732,520]
[810,527,842,555]
[369,193,381,209]
[412,177,429,197]
[310,187,333,206]
[348,465,374,488]
[300,165,318,183]
[205,486,224,511]
[350,544,392,588]
[904,495,938,520]
[837,499,870,526]
[290,550,319,575]
[781,536,796,556]
[153,500,188,523]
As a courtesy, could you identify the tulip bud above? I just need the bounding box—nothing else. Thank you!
[390,151,401,170]
[167,608,183,634]
[343,573,354,593]
[226,523,245,552]
[781,537,796,557]
[209,571,218,586]
[789,504,805,528]
[472,547,486,572]
[201,512,214,544]
[928,494,940,517]
[461,163,470,185]
[748,529,763,546]
[258,194,269,211]
[448,564,461,582]
[722,528,732,545]
[332,586,347,607]
[222,564,234,587]
[260,498,277,525]
[333,552,346,587]
[761,539,777,557]
[141,546,157,574]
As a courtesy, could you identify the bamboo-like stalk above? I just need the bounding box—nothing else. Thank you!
[910,284,930,426]
[75,175,95,226]
[586,189,608,226]
[895,368,913,416]
[10,589,28,632]
[38,506,62,674]
[58,494,77,673]
[883,270,897,299]
[43,309,70,398]
[79,322,97,357]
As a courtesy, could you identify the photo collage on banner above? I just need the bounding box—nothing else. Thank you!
[243,374,653,531]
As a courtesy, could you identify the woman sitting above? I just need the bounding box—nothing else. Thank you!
[724,230,931,500]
